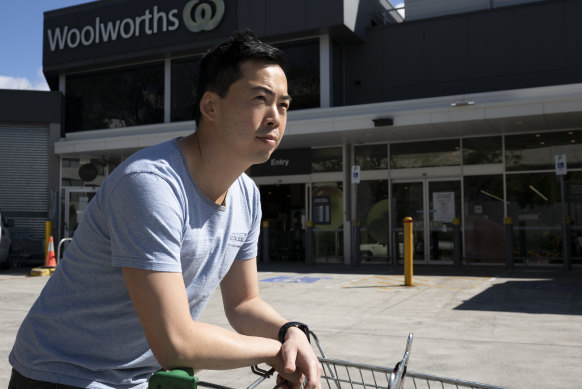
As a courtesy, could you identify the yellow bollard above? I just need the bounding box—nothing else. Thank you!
[403,217,413,286]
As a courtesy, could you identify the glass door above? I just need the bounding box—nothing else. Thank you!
[259,184,306,262]
[63,187,98,238]
[392,181,425,262]
[428,180,462,262]
[392,179,461,263]
[311,181,344,263]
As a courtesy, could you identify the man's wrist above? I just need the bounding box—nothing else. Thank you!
[278,321,310,344]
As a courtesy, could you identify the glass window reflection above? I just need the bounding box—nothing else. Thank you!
[278,39,320,110]
[312,147,343,173]
[65,63,164,132]
[463,175,505,263]
[505,130,582,171]
[391,139,460,168]
[463,136,502,165]
[357,180,389,262]
[171,56,201,122]
[506,172,562,264]
[355,144,388,170]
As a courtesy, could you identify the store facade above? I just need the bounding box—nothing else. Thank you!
[44,0,582,267]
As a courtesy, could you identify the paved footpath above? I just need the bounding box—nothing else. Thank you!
[2,264,581,388]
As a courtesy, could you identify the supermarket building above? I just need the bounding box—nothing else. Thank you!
[2,0,582,268]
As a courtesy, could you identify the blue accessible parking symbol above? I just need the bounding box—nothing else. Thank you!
[260,275,331,284]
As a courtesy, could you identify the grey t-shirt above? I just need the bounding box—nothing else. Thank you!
[9,138,262,388]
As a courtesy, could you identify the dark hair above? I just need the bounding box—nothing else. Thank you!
[193,30,287,126]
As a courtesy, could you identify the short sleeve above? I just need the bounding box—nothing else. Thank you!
[108,172,185,272]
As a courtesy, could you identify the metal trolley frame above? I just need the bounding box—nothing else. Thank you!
[148,331,509,389]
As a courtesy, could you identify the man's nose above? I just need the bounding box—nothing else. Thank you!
[265,104,281,128]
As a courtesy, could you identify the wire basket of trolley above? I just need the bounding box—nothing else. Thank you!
[148,330,510,389]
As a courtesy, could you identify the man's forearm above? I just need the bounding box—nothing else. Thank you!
[224,295,287,340]
[162,321,282,371]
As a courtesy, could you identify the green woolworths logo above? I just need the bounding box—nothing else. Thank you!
[47,0,225,52]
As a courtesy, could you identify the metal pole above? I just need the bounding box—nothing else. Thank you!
[453,217,462,267]
[305,220,313,266]
[262,221,270,264]
[561,175,572,271]
[404,217,413,286]
[505,217,514,270]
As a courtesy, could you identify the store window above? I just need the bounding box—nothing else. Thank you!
[506,172,562,264]
[567,171,582,265]
[332,40,344,107]
[171,56,201,122]
[355,144,388,170]
[390,139,460,169]
[65,63,164,132]
[357,180,389,262]
[505,130,582,171]
[311,147,343,173]
[463,175,505,263]
[61,157,121,187]
[278,39,320,110]
[463,136,502,165]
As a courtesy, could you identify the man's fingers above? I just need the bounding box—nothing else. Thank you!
[283,345,298,373]
[302,360,323,389]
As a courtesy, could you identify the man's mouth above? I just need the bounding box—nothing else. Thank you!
[257,134,278,146]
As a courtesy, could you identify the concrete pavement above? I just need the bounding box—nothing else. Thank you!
[1,264,581,388]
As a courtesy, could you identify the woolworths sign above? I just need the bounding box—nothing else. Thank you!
[46,0,225,52]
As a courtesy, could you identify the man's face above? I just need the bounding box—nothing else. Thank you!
[212,60,290,166]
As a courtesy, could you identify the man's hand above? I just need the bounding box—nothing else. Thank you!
[276,327,322,389]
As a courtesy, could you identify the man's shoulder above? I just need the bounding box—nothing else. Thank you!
[235,172,259,197]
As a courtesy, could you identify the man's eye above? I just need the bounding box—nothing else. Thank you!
[256,96,266,101]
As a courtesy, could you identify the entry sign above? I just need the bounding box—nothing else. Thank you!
[352,165,361,184]
[555,154,567,175]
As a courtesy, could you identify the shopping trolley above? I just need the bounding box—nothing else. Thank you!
[148,330,509,389]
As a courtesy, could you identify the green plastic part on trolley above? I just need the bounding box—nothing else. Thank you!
[148,368,198,389]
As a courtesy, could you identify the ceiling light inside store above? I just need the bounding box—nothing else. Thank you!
[529,185,548,201]
[450,100,475,107]
[480,190,508,204]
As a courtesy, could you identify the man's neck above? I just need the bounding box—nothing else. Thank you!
[179,132,246,206]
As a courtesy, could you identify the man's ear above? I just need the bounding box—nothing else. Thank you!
[200,91,218,122]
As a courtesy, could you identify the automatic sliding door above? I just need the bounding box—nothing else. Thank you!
[428,180,461,262]
[392,182,426,262]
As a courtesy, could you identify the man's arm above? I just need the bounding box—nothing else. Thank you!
[220,258,322,388]
[122,267,282,371]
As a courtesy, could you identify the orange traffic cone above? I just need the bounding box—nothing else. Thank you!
[45,236,57,268]
[31,236,57,276]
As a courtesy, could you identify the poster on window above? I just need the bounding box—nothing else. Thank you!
[433,192,454,222]
[312,196,331,224]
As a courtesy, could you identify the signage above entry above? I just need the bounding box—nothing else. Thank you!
[250,148,312,177]
[46,0,225,53]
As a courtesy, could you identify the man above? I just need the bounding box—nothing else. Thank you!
[9,30,322,389]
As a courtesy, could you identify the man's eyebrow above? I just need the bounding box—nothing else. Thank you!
[252,86,292,102]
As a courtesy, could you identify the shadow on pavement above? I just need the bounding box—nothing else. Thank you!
[455,278,582,315]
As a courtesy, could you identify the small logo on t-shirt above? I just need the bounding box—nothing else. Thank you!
[229,233,247,247]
